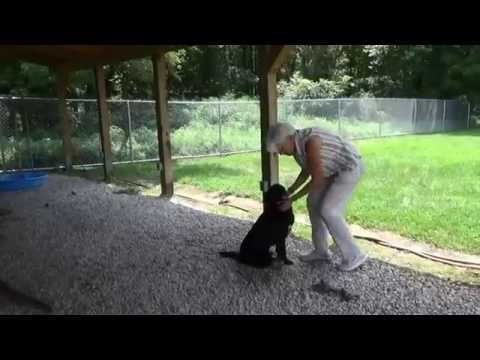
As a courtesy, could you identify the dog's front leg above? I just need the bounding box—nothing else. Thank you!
[276,240,293,265]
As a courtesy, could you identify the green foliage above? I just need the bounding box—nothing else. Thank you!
[31,138,64,166]
[3,44,480,167]
[73,134,101,164]
[288,114,388,139]
[1,97,410,169]
[172,122,220,156]
[278,72,347,99]
[110,125,128,158]
[130,126,157,159]
[3,45,480,108]
[0,62,55,97]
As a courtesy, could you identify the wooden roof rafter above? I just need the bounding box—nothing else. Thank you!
[0,45,187,72]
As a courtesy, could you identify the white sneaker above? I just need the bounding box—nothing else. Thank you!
[299,250,332,263]
[339,253,368,272]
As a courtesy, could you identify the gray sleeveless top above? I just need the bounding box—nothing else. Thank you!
[293,127,362,177]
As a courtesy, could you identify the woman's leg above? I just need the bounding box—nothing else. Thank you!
[319,162,367,270]
[299,185,332,262]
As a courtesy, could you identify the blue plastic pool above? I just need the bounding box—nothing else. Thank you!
[0,171,48,192]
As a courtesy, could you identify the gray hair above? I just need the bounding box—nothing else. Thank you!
[266,122,296,153]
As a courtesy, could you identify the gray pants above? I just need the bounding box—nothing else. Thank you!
[307,160,365,262]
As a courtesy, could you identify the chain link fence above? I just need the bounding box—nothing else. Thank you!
[0,96,473,170]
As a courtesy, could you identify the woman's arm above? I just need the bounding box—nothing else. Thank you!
[287,169,309,196]
[291,137,326,201]
[290,179,313,202]
[279,138,326,210]
[304,137,327,195]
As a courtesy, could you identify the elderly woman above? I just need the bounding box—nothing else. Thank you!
[266,123,367,271]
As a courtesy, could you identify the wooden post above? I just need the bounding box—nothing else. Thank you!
[257,46,292,204]
[258,62,279,197]
[94,66,113,182]
[55,69,74,171]
[152,53,174,198]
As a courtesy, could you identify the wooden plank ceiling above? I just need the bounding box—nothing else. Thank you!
[0,45,186,71]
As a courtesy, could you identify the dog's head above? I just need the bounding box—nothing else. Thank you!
[264,184,290,212]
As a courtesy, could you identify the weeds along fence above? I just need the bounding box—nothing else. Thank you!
[0,96,472,170]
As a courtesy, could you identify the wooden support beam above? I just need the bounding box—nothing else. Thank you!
[0,45,187,72]
[258,46,280,203]
[257,45,293,205]
[268,45,294,73]
[152,53,174,198]
[94,66,113,182]
[55,69,73,171]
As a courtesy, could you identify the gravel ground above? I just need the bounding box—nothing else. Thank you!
[0,174,478,315]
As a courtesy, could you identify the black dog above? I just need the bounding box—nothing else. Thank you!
[219,184,294,268]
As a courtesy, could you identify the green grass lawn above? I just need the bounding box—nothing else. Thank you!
[82,129,480,255]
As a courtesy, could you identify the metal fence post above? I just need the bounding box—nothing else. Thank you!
[218,102,223,156]
[0,113,5,170]
[126,100,133,161]
[467,102,471,129]
[14,112,21,169]
[412,99,417,133]
[25,108,34,169]
[337,99,342,135]
[442,100,447,132]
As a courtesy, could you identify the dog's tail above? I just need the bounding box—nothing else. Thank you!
[219,251,239,260]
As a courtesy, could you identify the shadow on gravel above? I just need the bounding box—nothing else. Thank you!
[0,279,52,313]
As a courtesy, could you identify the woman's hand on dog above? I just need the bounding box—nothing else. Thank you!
[277,197,293,212]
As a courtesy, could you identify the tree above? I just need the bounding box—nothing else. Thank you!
[1,45,480,102]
